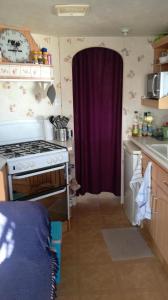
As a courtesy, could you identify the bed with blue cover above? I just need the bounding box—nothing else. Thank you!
[0,201,57,300]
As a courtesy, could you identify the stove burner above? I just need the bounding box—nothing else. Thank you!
[14,153,21,157]
[40,147,50,152]
[5,149,12,153]
[0,140,66,159]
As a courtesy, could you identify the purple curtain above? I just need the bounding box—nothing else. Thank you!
[72,47,123,196]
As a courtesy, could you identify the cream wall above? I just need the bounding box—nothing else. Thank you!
[0,33,62,121]
[0,34,167,138]
[59,36,168,139]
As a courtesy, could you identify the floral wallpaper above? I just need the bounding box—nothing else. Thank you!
[0,33,62,121]
[0,34,167,139]
[59,36,168,139]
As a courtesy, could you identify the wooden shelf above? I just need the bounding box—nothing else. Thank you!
[152,35,168,72]
[152,61,168,72]
[141,96,168,109]
[0,63,54,82]
[152,35,168,49]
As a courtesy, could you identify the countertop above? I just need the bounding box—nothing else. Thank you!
[0,157,7,170]
[0,138,73,171]
[130,136,168,171]
[50,139,73,152]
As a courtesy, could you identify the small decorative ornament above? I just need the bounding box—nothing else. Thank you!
[0,29,30,62]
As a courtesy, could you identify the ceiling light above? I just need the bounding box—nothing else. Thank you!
[54,4,90,16]
[121,27,130,36]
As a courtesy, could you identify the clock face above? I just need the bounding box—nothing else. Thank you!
[0,29,30,63]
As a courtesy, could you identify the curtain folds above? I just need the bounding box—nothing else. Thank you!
[72,47,123,196]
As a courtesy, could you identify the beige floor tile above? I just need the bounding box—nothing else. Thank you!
[115,259,163,291]
[78,263,119,293]
[77,229,103,243]
[151,259,168,295]
[101,214,130,228]
[120,289,167,300]
[76,215,102,227]
[78,241,111,264]
[57,295,79,300]
[79,291,122,300]
[58,265,79,296]
[76,223,102,232]
[59,195,168,300]
[61,247,79,266]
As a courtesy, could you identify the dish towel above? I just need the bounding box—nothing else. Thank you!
[130,155,143,194]
[135,161,152,225]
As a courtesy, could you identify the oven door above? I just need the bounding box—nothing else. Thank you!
[8,164,69,221]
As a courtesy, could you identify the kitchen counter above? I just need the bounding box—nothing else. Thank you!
[130,136,168,171]
[50,139,73,152]
[0,158,7,170]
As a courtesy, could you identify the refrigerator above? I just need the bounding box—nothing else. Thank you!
[123,141,141,225]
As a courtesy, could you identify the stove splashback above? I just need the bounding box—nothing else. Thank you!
[0,119,45,145]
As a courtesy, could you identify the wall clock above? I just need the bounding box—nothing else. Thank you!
[0,29,30,63]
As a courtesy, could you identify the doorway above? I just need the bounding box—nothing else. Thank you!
[72,47,123,196]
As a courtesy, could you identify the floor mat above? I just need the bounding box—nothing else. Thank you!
[102,227,153,261]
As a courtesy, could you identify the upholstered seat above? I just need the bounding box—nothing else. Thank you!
[0,201,56,300]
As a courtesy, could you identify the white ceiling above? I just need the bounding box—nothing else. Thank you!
[1,0,168,37]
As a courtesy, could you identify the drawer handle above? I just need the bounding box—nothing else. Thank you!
[151,196,158,214]
[163,180,168,188]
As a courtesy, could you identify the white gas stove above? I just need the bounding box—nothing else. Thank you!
[0,140,68,174]
[0,120,70,222]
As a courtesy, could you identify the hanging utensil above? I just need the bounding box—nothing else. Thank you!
[48,115,57,129]
[61,116,69,128]
[35,82,51,101]
[47,84,56,104]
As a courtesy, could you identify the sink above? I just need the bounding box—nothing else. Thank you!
[146,144,168,160]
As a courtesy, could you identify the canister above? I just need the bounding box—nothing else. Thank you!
[56,129,67,141]
[162,126,168,140]
[66,129,73,139]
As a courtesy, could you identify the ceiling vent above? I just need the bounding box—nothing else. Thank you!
[54,4,90,16]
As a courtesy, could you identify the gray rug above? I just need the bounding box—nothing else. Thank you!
[102,227,153,261]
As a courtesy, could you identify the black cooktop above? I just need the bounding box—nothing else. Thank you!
[0,140,66,159]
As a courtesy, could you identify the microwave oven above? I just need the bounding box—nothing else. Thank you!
[146,72,168,99]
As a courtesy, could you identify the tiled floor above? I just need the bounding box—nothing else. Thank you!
[57,193,168,300]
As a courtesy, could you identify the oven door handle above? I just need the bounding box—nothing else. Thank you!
[12,165,65,179]
[28,187,67,202]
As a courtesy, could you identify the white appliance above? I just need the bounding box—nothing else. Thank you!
[0,119,70,221]
[123,141,141,225]
[146,71,168,99]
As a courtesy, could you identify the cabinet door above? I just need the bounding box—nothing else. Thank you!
[150,189,158,242]
[155,187,168,264]
[142,153,158,236]
[0,166,8,201]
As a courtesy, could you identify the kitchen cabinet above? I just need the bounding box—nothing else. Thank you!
[0,63,54,82]
[141,96,168,109]
[142,152,168,265]
[141,35,168,109]
[152,35,168,73]
[0,165,9,201]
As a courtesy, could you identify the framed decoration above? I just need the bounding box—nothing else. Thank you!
[0,29,30,62]
[0,25,39,63]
